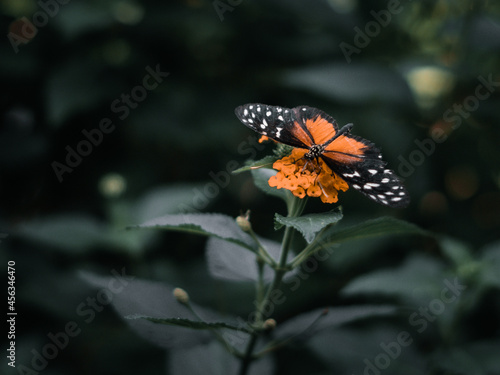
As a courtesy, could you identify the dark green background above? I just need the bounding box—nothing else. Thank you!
[2,0,500,374]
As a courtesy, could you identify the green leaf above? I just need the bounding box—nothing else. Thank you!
[316,216,427,247]
[132,184,211,223]
[129,213,255,251]
[170,341,275,375]
[283,63,413,105]
[127,315,252,333]
[206,236,297,282]
[275,208,343,243]
[251,168,292,202]
[232,155,279,174]
[274,305,396,342]
[341,254,446,304]
[81,273,213,349]
[438,236,474,267]
[478,241,500,289]
[17,214,105,254]
[308,325,425,374]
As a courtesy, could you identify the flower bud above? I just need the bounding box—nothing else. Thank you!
[173,288,189,304]
[236,210,252,232]
[263,318,277,330]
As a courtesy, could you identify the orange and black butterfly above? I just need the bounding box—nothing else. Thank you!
[235,104,409,208]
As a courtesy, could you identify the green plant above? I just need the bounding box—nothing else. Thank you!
[82,134,428,374]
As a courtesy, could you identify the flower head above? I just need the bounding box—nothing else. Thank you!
[268,148,349,203]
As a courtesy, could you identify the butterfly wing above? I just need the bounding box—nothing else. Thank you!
[235,104,306,148]
[235,103,410,208]
[321,134,410,208]
[235,104,341,149]
[291,105,340,146]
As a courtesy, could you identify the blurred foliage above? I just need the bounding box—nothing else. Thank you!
[1,0,500,374]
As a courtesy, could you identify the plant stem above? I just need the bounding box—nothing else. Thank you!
[255,257,265,323]
[183,303,241,357]
[287,224,330,269]
[248,228,277,267]
[238,196,307,375]
[238,334,259,375]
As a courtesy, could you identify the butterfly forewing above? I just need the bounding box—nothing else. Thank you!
[235,104,304,148]
[292,106,340,146]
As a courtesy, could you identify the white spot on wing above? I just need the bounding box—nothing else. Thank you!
[266,111,272,117]
[381,178,390,183]
[368,169,377,175]
[243,109,248,116]
[278,115,284,121]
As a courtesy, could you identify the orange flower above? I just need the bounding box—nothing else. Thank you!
[268,148,349,203]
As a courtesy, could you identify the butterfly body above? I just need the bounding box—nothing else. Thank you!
[235,103,410,208]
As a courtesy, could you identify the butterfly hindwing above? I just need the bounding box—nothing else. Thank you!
[323,154,409,207]
[320,133,409,208]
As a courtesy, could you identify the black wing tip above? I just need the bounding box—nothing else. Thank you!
[234,105,245,118]
[235,103,267,119]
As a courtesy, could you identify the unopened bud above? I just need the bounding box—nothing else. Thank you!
[236,210,252,232]
[263,318,277,330]
[173,288,189,304]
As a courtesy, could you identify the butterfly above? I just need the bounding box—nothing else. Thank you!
[235,104,409,208]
